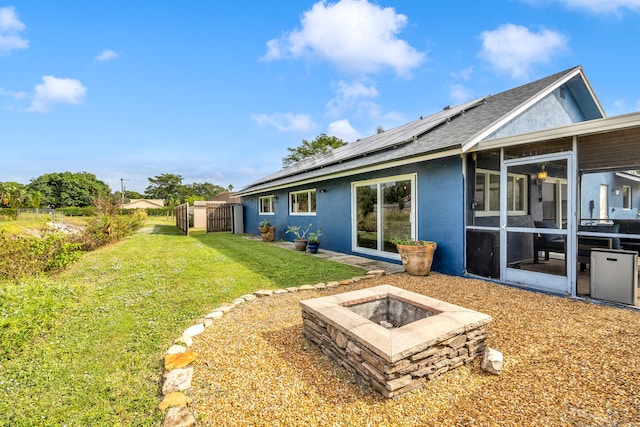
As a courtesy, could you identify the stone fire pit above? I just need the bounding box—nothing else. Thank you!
[300,285,492,398]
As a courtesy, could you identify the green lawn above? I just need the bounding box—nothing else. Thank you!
[0,220,365,426]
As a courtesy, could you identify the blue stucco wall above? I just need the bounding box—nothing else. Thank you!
[581,173,640,221]
[241,155,466,277]
[489,86,591,139]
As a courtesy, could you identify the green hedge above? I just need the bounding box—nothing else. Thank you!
[59,206,96,216]
[145,207,175,217]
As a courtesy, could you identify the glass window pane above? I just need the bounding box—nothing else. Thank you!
[310,191,316,213]
[514,176,525,211]
[623,186,631,209]
[489,174,500,211]
[382,180,411,253]
[475,173,485,211]
[356,185,377,249]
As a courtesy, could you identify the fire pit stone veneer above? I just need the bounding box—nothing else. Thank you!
[299,285,492,398]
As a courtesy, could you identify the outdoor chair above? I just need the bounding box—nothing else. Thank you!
[533,220,565,263]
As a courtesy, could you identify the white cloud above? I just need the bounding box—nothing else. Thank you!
[328,119,360,142]
[526,0,640,14]
[0,87,27,99]
[29,76,87,113]
[450,66,474,81]
[478,24,569,78]
[326,80,379,116]
[262,0,425,77]
[0,6,28,55]
[450,84,476,104]
[96,49,118,62]
[251,112,317,133]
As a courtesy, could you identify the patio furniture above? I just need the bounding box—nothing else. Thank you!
[533,220,565,263]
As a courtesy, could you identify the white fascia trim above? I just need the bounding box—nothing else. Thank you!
[238,148,462,197]
[462,67,584,153]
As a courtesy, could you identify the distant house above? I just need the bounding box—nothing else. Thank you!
[192,192,238,228]
[208,191,237,205]
[121,199,165,209]
[237,65,640,304]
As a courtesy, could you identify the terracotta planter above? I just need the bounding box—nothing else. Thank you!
[258,226,276,242]
[294,239,308,251]
[396,241,437,276]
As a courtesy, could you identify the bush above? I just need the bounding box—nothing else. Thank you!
[74,210,147,251]
[0,208,18,220]
[59,206,96,217]
[0,232,83,279]
[0,211,147,279]
[146,207,174,217]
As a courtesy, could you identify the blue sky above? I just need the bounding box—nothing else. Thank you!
[2,0,640,194]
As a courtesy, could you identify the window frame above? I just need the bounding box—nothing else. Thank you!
[475,168,528,217]
[289,189,316,216]
[258,195,275,215]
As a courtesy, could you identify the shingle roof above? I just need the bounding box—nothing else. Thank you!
[239,65,596,195]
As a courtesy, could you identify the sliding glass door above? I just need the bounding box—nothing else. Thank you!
[353,174,415,257]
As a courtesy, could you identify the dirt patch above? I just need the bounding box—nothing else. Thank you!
[187,273,640,426]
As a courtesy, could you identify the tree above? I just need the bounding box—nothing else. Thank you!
[27,172,111,208]
[184,182,226,200]
[145,174,184,205]
[282,133,347,168]
[0,182,41,208]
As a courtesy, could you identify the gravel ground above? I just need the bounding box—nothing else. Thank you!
[187,273,640,426]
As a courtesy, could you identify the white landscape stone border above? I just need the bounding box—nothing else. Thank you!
[158,270,387,427]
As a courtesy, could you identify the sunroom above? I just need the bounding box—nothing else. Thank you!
[465,112,640,306]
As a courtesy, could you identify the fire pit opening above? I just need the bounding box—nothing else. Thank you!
[344,296,437,328]
[300,285,492,398]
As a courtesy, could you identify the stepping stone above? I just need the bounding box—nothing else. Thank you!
[162,405,196,427]
[254,290,274,297]
[158,391,192,412]
[204,311,223,320]
[162,367,194,395]
[165,351,198,370]
[166,345,186,355]
[183,324,205,338]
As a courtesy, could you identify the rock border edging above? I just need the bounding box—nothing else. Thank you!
[158,270,387,427]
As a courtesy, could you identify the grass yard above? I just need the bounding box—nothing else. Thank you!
[0,220,365,426]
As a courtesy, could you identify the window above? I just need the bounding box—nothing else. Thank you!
[259,195,275,214]
[289,189,316,215]
[623,185,632,210]
[475,169,527,216]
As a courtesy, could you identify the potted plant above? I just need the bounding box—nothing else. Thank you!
[258,219,276,242]
[286,223,313,251]
[392,238,437,276]
[306,229,322,254]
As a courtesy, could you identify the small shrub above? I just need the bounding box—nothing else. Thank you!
[59,206,96,217]
[146,207,174,217]
[0,208,18,220]
[0,231,83,279]
[74,211,147,251]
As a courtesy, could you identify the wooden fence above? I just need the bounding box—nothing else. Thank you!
[206,204,233,232]
[175,203,189,235]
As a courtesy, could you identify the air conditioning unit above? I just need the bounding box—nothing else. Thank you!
[590,249,638,305]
